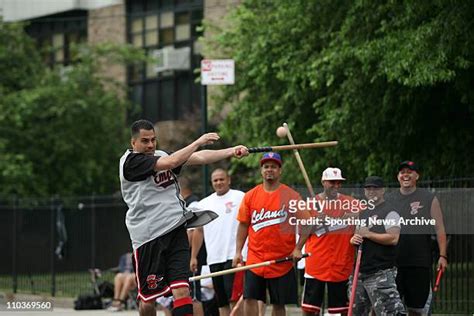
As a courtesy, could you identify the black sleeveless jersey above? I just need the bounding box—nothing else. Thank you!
[387,188,435,268]
[359,201,399,274]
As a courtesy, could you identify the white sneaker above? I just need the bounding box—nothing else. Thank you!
[107,304,124,312]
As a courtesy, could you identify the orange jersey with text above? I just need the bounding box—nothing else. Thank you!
[305,194,363,282]
[237,184,301,278]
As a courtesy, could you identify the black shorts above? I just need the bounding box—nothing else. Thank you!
[396,266,431,310]
[209,260,239,308]
[133,225,190,302]
[243,268,297,305]
[301,278,349,314]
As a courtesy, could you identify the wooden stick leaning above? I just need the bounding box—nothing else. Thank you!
[348,245,363,316]
[283,123,315,197]
[248,141,338,154]
[189,253,311,282]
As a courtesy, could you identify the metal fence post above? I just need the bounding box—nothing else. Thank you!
[12,196,18,293]
[50,196,56,297]
[201,84,209,197]
[91,194,96,269]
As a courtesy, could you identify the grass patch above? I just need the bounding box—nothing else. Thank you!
[0,271,115,297]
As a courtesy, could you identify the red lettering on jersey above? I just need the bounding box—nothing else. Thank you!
[154,170,175,188]
[410,201,423,215]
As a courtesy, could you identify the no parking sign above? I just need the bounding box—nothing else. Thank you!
[201,59,235,85]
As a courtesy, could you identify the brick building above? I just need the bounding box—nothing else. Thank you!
[1,0,240,127]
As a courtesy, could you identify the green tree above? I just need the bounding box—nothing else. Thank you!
[207,0,474,186]
[0,21,146,197]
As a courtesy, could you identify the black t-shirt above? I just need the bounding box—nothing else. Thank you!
[359,201,399,274]
[386,188,435,268]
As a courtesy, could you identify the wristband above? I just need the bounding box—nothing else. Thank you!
[440,255,448,261]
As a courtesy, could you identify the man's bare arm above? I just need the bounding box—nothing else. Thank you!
[186,145,248,165]
[360,226,400,246]
[232,222,249,267]
[155,133,220,171]
[431,197,448,271]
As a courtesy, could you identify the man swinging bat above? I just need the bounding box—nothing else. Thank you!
[119,119,248,316]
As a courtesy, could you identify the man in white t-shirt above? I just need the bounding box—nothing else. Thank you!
[190,168,245,316]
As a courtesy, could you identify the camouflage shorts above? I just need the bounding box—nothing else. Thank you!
[348,267,405,316]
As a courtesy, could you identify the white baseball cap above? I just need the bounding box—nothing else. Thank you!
[321,167,346,181]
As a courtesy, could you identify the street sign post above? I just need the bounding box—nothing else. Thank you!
[201,59,235,85]
[200,59,235,195]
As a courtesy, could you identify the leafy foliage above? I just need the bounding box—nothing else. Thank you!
[0,21,147,197]
[206,0,474,185]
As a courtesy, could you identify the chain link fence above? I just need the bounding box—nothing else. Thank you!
[0,195,129,297]
[0,177,473,313]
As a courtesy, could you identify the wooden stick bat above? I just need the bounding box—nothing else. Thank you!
[189,253,311,282]
[283,123,315,197]
[348,245,363,316]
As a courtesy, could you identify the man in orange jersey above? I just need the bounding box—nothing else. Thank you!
[233,152,308,316]
[301,167,364,316]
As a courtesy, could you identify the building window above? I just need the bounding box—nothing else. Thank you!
[175,12,190,41]
[52,33,65,62]
[127,0,203,123]
[26,10,88,66]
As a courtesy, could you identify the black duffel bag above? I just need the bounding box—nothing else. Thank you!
[74,293,103,310]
